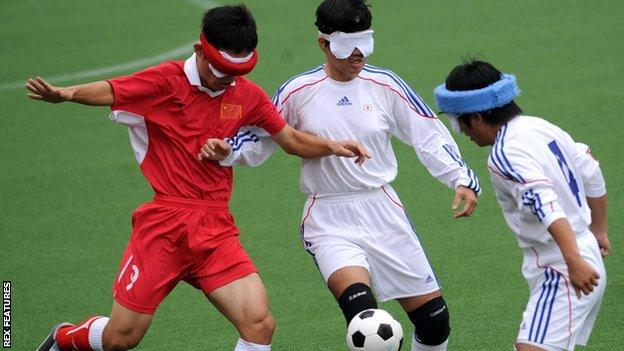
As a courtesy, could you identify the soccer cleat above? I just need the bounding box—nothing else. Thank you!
[36,322,73,351]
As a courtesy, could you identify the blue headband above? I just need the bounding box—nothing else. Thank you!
[434,74,520,114]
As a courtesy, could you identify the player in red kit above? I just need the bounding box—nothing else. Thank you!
[27,5,369,351]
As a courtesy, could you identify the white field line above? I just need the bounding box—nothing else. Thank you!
[0,0,219,91]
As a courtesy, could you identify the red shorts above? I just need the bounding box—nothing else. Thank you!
[112,195,258,314]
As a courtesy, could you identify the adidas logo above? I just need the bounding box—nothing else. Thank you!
[425,275,434,284]
[336,96,352,106]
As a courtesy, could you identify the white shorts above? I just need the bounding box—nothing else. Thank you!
[516,231,606,351]
[299,185,440,301]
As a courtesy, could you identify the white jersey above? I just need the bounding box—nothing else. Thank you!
[221,64,480,196]
[487,115,606,248]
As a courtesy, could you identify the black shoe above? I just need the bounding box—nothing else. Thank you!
[36,322,72,351]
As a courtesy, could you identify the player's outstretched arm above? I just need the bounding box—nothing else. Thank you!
[26,76,114,106]
[270,124,371,165]
[548,218,600,299]
[587,195,610,257]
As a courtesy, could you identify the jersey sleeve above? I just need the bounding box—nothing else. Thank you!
[573,142,606,198]
[245,88,286,136]
[219,85,286,167]
[488,140,566,228]
[107,65,173,119]
[220,81,299,167]
[219,126,277,167]
[389,83,481,195]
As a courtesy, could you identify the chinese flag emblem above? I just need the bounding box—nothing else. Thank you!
[220,103,243,119]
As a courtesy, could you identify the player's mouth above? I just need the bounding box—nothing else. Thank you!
[348,56,366,68]
[218,78,235,88]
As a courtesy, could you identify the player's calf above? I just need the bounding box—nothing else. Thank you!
[102,319,146,351]
[338,283,378,324]
[407,296,450,350]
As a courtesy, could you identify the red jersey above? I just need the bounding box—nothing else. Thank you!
[107,55,286,202]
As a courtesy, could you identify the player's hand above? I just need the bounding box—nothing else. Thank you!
[593,232,611,257]
[567,256,600,299]
[197,138,232,161]
[451,186,478,218]
[331,141,371,166]
[26,76,73,103]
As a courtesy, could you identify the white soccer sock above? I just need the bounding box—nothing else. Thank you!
[234,338,271,351]
[411,333,448,351]
[87,316,110,351]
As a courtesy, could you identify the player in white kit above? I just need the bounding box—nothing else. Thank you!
[200,1,480,350]
[434,60,610,351]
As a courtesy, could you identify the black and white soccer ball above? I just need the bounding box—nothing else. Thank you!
[346,309,404,351]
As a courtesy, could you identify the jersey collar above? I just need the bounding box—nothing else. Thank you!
[184,54,236,97]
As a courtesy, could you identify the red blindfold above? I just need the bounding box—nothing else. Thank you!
[200,32,258,76]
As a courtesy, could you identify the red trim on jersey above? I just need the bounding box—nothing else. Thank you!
[488,166,551,185]
[530,247,573,347]
[278,77,329,113]
[357,76,436,119]
[381,185,405,210]
[200,32,258,76]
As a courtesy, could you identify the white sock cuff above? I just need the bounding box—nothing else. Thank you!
[88,316,109,351]
[411,333,449,351]
[235,338,271,351]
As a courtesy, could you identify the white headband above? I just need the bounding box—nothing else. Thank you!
[318,29,374,59]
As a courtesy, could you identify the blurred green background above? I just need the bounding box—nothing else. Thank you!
[1,0,622,349]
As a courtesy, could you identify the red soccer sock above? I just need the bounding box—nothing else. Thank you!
[56,316,102,351]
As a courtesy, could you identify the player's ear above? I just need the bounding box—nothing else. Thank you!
[473,113,485,125]
[318,38,329,52]
[193,43,204,58]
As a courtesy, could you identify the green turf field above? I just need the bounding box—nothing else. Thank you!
[1,0,622,349]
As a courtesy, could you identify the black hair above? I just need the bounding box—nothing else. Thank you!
[315,0,372,34]
[201,5,258,53]
[444,60,522,127]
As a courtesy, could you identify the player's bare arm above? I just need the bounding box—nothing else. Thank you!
[270,124,371,165]
[548,218,600,298]
[586,195,610,257]
[26,76,114,106]
[451,185,478,218]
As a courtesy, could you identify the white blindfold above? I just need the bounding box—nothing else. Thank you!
[446,114,462,133]
[318,29,374,59]
[209,51,254,78]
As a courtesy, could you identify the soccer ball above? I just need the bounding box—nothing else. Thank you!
[346,309,404,351]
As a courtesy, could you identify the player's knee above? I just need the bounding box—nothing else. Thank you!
[255,312,276,338]
[338,283,378,324]
[407,296,450,346]
[239,308,275,343]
